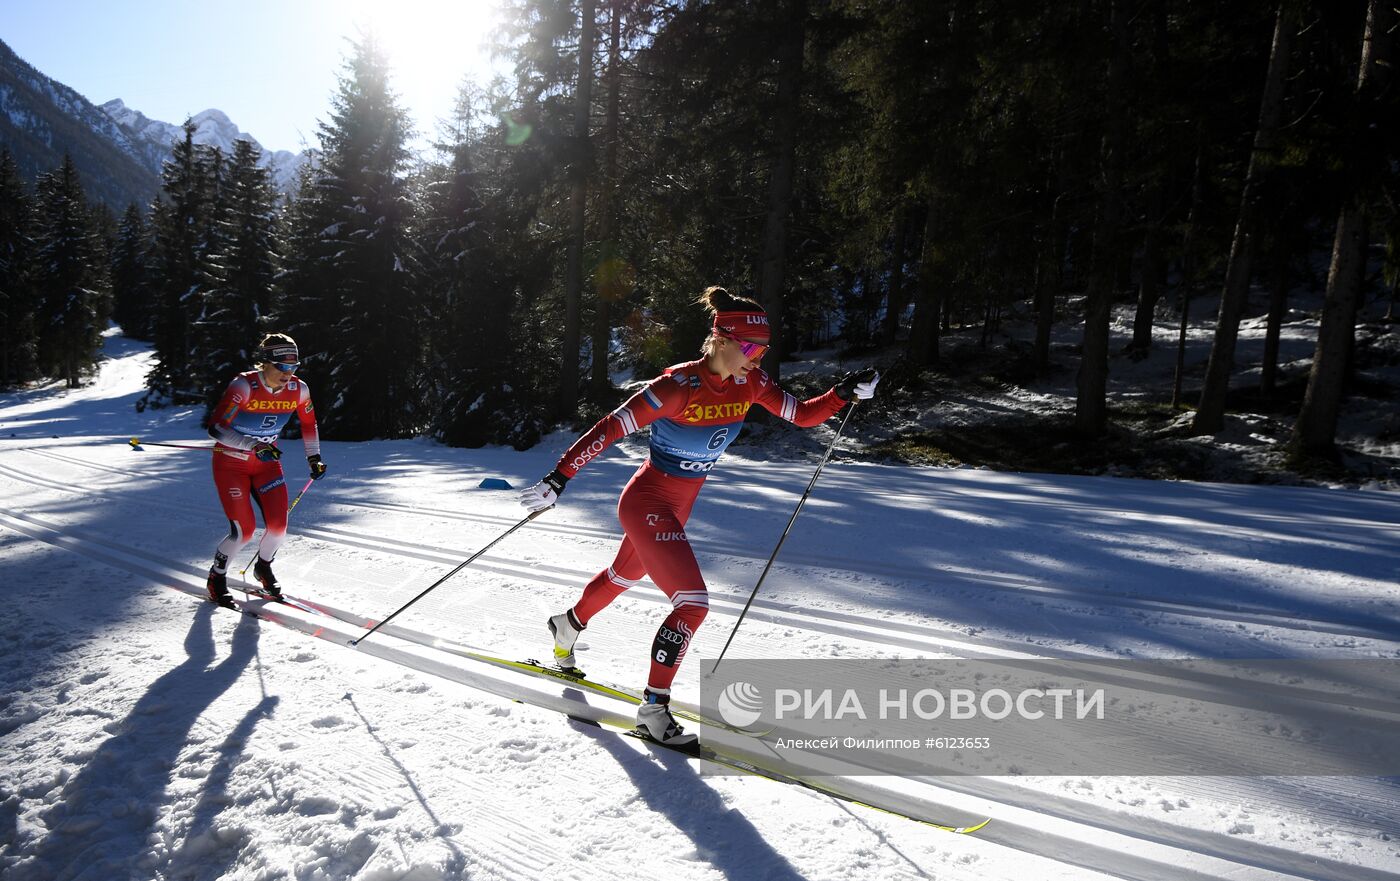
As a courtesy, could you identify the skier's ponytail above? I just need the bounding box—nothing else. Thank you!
[696,286,762,317]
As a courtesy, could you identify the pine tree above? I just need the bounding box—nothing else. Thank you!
[32,154,106,388]
[197,139,281,415]
[1192,3,1297,435]
[0,148,38,387]
[284,33,420,440]
[147,121,212,403]
[558,0,596,416]
[189,143,230,403]
[624,0,830,371]
[1074,0,1131,437]
[1291,0,1397,459]
[110,203,150,339]
[421,98,519,446]
[275,161,326,358]
[411,71,570,447]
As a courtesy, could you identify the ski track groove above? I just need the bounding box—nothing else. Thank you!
[9,448,1400,645]
[1,499,1396,881]
[0,510,617,881]
[0,457,1067,660]
[11,457,1400,693]
[25,438,1400,535]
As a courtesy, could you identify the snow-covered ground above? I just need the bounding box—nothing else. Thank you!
[1,328,1398,881]
[809,289,1400,489]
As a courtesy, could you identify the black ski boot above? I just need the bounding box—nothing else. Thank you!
[207,570,236,609]
[252,558,282,599]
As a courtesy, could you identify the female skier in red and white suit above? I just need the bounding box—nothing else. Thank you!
[203,333,327,608]
[520,287,879,746]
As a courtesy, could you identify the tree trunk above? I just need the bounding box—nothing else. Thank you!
[1192,3,1293,434]
[880,205,909,346]
[1130,0,1170,361]
[756,0,807,384]
[559,0,596,418]
[1292,0,1395,458]
[1291,207,1367,456]
[1034,163,1067,374]
[907,200,942,367]
[1260,232,1289,396]
[1074,0,1129,437]
[1129,185,1166,357]
[589,0,622,402]
[1172,124,1207,409]
[1032,231,1057,372]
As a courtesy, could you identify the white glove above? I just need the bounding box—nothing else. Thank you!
[519,470,567,513]
[836,368,880,401]
[852,371,880,400]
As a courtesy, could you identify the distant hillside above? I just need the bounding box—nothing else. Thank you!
[0,37,159,211]
[0,37,308,211]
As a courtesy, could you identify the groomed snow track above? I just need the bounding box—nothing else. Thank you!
[3,447,1398,881]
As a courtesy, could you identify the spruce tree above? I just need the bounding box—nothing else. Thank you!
[287,33,420,440]
[420,93,524,446]
[0,148,38,387]
[1291,0,1398,459]
[110,204,150,339]
[198,139,281,414]
[147,121,211,402]
[33,155,106,388]
[222,140,280,334]
[189,143,230,404]
[276,161,327,361]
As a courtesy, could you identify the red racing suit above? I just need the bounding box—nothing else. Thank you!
[555,359,846,692]
[206,371,320,570]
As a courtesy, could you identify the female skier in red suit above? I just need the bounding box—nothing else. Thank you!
[520,288,878,745]
[204,333,327,608]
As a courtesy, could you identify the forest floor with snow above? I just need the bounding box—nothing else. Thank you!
[741,288,1400,492]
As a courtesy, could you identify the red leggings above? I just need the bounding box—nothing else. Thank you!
[210,450,289,572]
[571,462,709,692]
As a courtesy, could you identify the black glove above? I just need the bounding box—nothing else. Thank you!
[251,441,282,462]
[308,454,327,480]
[520,469,569,513]
[834,368,880,401]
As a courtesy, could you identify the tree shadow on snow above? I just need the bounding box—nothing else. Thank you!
[570,717,809,881]
[18,605,263,881]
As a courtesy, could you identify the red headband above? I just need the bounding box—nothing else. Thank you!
[714,310,770,343]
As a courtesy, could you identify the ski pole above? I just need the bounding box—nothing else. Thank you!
[127,436,242,456]
[349,508,549,647]
[238,477,316,578]
[710,401,858,672]
[128,437,222,452]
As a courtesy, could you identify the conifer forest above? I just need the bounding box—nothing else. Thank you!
[2,0,1396,477]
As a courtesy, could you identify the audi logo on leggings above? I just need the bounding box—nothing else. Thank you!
[652,623,689,666]
[656,626,685,646]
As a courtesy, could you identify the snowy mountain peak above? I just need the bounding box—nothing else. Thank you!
[189,107,232,125]
[98,100,307,194]
[186,108,247,150]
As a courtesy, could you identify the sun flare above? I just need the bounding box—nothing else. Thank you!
[342,0,504,136]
